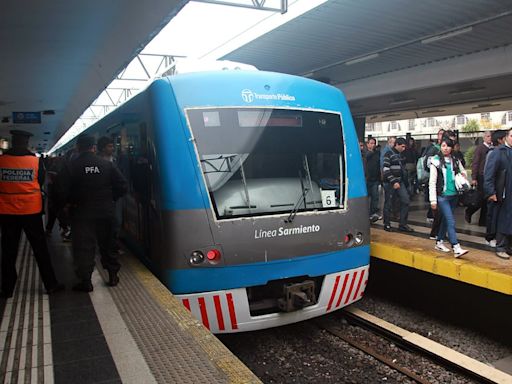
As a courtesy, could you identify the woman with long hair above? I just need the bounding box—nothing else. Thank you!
[429,138,469,257]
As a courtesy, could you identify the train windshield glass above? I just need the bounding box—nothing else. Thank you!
[187,108,344,220]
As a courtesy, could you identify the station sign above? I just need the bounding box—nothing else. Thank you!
[12,112,41,124]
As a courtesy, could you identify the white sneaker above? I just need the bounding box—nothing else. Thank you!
[486,239,497,248]
[435,241,450,253]
[496,252,510,260]
[453,243,468,258]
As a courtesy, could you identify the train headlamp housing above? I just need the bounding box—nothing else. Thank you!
[190,251,204,265]
[354,232,363,245]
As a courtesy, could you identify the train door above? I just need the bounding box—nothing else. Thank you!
[129,123,161,261]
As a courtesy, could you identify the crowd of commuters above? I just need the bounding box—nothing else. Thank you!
[361,127,512,260]
[0,130,127,298]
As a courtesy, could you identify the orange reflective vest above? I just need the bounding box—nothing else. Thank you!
[0,155,42,215]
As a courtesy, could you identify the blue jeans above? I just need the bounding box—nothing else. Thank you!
[367,181,380,216]
[383,182,409,227]
[436,195,458,245]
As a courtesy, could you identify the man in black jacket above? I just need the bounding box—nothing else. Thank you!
[382,138,413,232]
[365,138,381,222]
[55,134,128,292]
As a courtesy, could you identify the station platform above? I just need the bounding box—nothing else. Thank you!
[369,190,512,295]
[0,233,261,384]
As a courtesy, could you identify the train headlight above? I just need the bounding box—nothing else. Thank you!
[190,251,204,265]
[355,232,363,245]
[206,249,221,262]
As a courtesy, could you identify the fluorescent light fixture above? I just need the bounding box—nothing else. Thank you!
[302,72,314,78]
[472,103,501,109]
[449,87,485,95]
[422,109,446,114]
[421,27,473,44]
[383,113,400,118]
[345,53,379,66]
[389,98,416,106]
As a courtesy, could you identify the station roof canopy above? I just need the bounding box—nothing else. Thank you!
[2,0,512,152]
[0,0,185,151]
[223,0,512,122]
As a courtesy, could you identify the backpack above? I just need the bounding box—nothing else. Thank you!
[416,155,429,185]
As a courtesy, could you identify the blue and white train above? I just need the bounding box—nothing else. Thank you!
[63,68,370,333]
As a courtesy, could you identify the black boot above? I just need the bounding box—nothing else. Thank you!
[0,291,13,299]
[72,280,93,292]
[108,270,119,287]
[46,283,65,294]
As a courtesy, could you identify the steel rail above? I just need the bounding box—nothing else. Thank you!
[337,308,510,384]
[317,321,431,384]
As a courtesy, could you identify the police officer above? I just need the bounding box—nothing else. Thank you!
[0,130,64,298]
[55,134,127,292]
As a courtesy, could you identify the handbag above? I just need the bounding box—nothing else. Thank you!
[454,173,470,193]
[461,187,481,209]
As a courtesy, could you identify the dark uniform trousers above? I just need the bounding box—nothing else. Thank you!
[1,214,59,295]
[72,216,120,281]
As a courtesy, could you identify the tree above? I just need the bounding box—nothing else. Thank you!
[462,119,480,134]
[464,145,476,169]
[462,119,480,168]
[462,119,480,146]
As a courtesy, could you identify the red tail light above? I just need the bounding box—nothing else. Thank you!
[207,249,221,262]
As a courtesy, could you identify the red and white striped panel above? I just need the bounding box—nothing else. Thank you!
[176,264,370,333]
[324,266,369,313]
[178,291,242,333]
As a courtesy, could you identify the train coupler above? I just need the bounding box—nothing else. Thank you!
[277,280,317,312]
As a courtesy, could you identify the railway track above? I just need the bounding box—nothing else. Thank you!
[316,307,511,384]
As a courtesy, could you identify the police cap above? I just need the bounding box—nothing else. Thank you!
[9,130,33,138]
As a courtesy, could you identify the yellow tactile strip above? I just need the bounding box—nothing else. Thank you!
[371,228,512,295]
[117,253,262,384]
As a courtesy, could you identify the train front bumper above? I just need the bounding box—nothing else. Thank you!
[176,264,369,333]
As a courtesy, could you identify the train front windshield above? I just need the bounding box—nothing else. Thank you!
[187,108,345,220]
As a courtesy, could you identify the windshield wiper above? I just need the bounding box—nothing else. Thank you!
[285,187,310,223]
[286,158,313,223]
[239,159,252,215]
[286,172,310,223]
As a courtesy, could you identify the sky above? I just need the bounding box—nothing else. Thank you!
[51,0,327,151]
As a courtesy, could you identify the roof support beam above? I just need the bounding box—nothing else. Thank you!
[341,45,512,102]
[192,0,287,13]
[53,53,182,150]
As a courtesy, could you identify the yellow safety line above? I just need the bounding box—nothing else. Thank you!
[371,241,512,295]
[123,255,262,384]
